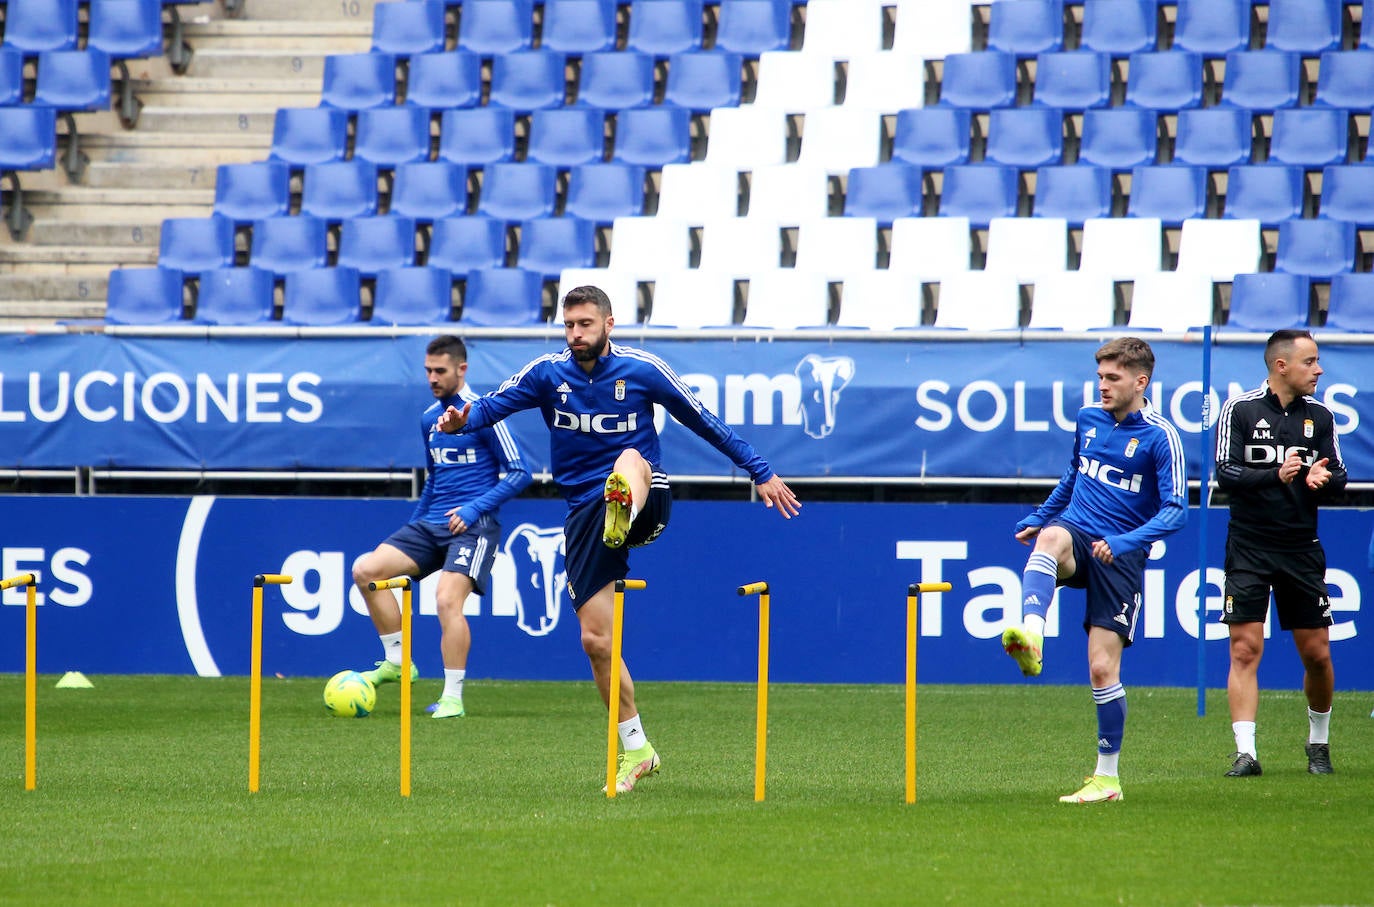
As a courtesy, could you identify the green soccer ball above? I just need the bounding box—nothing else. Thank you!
[323,670,376,718]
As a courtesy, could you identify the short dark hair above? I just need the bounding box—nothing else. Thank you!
[426,335,467,362]
[1095,336,1155,380]
[562,285,613,317]
[1264,329,1313,369]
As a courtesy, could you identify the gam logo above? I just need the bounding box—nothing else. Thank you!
[501,523,568,637]
[678,354,856,440]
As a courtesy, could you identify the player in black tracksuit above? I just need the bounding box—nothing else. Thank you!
[1215,329,1347,778]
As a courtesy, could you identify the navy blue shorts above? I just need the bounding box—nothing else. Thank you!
[563,478,671,608]
[1053,519,1146,645]
[384,516,501,596]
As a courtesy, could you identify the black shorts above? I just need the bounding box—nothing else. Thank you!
[1222,539,1332,631]
[563,480,671,608]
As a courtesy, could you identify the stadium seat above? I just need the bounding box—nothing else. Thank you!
[932,271,1023,330]
[742,270,832,329]
[1266,108,1350,169]
[656,162,739,222]
[1217,51,1301,112]
[794,217,878,279]
[1324,273,1374,331]
[33,49,112,113]
[515,215,598,279]
[427,215,508,272]
[744,163,829,225]
[282,266,364,326]
[460,267,544,326]
[843,52,926,114]
[892,0,972,57]
[936,165,1020,228]
[158,215,235,274]
[985,216,1069,282]
[104,266,186,324]
[1032,52,1112,111]
[1318,166,1374,228]
[715,0,793,57]
[541,0,618,54]
[490,50,569,113]
[1312,51,1374,111]
[1028,272,1118,330]
[457,0,535,55]
[611,106,693,167]
[1227,272,1309,330]
[1274,218,1356,278]
[1031,165,1112,226]
[88,0,165,60]
[987,0,1065,58]
[1079,0,1158,56]
[268,107,349,168]
[193,267,277,325]
[704,105,789,169]
[2,0,79,54]
[0,49,24,106]
[1263,0,1342,55]
[213,161,291,226]
[564,162,646,225]
[438,107,517,166]
[662,51,742,113]
[371,266,454,325]
[1172,0,1252,57]
[1126,165,1208,226]
[320,53,398,109]
[1079,216,1162,277]
[527,107,607,168]
[371,0,447,56]
[626,0,704,57]
[843,164,924,225]
[0,105,59,241]
[889,215,973,280]
[835,270,923,330]
[1363,0,1374,50]
[578,51,656,110]
[1078,108,1158,171]
[475,161,557,222]
[936,51,1018,110]
[608,216,690,279]
[558,267,642,323]
[1171,108,1253,169]
[1223,164,1305,225]
[1175,218,1262,280]
[796,107,882,174]
[248,215,330,278]
[754,51,838,112]
[389,161,468,223]
[984,107,1064,169]
[404,51,483,110]
[1126,271,1214,330]
[1124,51,1204,111]
[800,0,885,59]
[353,107,432,168]
[337,215,419,278]
[301,160,381,222]
[647,268,736,327]
[890,107,972,168]
[697,218,783,275]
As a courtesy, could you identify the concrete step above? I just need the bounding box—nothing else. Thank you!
[231,0,390,21]
[16,221,165,249]
[89,143,267,168]
[0,301,106,322]
[184,50,330,79]
[0,274,110,301]
[131,77,321,106]
[128,107,279,133]
[183,19,373,51]
[0,245,157,268]
[22,203,214,224]
[82,162,223,191]
[26,187,216,207]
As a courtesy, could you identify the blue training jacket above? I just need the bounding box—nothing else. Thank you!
[413,384,532,526]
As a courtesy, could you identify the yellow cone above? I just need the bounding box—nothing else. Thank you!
[55,671,93,689]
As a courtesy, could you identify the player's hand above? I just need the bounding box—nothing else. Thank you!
[1091,539,1114,564]
[1306,457,1331,490]
[445,508,468,534]
[1015,526,1040,545]
[436,402,471,434]
[757,476,801,519]
[1278,451,1303,484]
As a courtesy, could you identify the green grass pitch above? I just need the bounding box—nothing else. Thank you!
[1,676,1371,906]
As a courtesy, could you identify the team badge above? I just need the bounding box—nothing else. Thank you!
[1225,596,1233,614]
[1125,437,1139,458]
[1304,419,1314,438]
[614,379,626,401]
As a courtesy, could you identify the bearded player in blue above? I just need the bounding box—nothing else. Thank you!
[438,285,801,793]
[1001,337,1187,804]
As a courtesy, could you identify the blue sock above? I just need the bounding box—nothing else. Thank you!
[1021,552,1058,621]
[1093,683,1127,754]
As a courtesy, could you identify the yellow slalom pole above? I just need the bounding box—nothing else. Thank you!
[249,573,293,793]
[737,582,770,802]
[3,573,38,791]
[906,581,952,804]
[370,577,414,797]
[606,578,646,799]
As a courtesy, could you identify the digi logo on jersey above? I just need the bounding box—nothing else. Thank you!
[551,410,639,434]
[1245,444,1316,466]
[430,447,477,465]
[1078,456,1145,493]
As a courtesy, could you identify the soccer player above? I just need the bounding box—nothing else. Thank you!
[353,335,532,719]
[1215,329,1346,777]
[1001,337,1187,803]
[437,285,801,793]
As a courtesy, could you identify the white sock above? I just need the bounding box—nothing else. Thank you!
[379,631,403,665]
[1232,720,1257,758]
[1095,752,1119,777]
[1023,614,1046,637]
[1308,707,1331,745]
[618,714,647,751]
[443,668,466,700]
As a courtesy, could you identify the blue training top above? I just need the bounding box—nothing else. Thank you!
[1016,400,1188,557]
[413,384,532,526]
[461,341,774,507]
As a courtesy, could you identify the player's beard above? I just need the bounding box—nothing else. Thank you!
[570,330,608,362]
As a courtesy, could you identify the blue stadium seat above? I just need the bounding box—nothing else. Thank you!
[2,0,79,55]
[1267,108,1350,168]
[1172,108,1253,169]
[248,215,330,278]
[0,48,23,106]
[105,267,186,324]
[427,215,508,271]
[564,162,646,224]
[282,266,364,326]
[1223,164,1305,225]
[300,160,381,222]
[1031,51,1111,110]
[389,161,467,222]
[1078,108,1158,171]
[337,215,419,277]
[664,51,743,113]
[353,106,432,168]
[987,0,1064,58]
[576,51,656,110]
[937,51,1018,109]
[715,0,792,57]
[0,105,58,237]
[88,0,165,60]
[460,267,545,326]
[1324,273,1374,332]
[158,215,235,274]
[1032,165,1112,226]
[489,50,568,112]
[626,0,704,57]
[33,49,112,113]
[541,0,618,54]
[515,215,597,279]
[890,107,971,167]
[1124,51,1203,111]
[1363,0,1374,49]
[438,107,517,166]
[611,106,692,167]
[268,107,349,168]
[1312,51,1374,111]
[1274,218,1356,278]
[1226,272,1309,330]
[193,267,277,325]
[1172,0,1252,57]
[213,161,291,226]
[320,53,398,109]
[476,162,558,222]
[457,0,535,56]
[1263,0,1342,55]
[1317,166,1374,228]
[372,266,454,325]
[985,107,1063,168]
[527,107,607,167]
[404,50,483,110]
[371,0,447,56]
[937,164,1020,228]
[1217,50,1301,112]
[1126,165,1208,225]
[843,163,923,225]
[1079,0,1158,56]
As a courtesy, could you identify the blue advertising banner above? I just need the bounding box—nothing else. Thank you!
[2,497,1370,690]
[0,334,1368,480]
